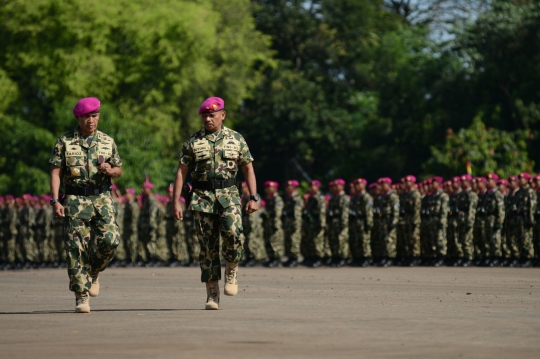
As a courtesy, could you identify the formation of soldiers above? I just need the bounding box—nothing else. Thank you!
[1,172,539,270]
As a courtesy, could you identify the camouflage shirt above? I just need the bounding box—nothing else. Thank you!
[303,193,326,229]
[349,191,374,228]
[178,126,253,214]
[49,128,122,219]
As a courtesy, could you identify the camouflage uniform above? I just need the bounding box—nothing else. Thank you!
[183,209,199,263]
[51,216,65,263]
[283,192,303,260]
[372,190,399,259]
[483,189,505,259]
[349,191,373,259]
[122,199,140,263]
[420,193,432,259]
[35,205,54,262]
[1,204,17,263]
[503,188,520,260]
[301,193,326,259]
[112,198,126,261]
[262,194,284,260]
[17,205,38,262]
[327,192,350,259]
[153,202,170,261]
[534,190,540,261]
[474,191,488,261]
[178,126,253,282]
[427,189,448,259]
[446,189,462,260]
[166,200,189,263]
[242,195,265,261]
[457,189,478,261]
[49,129,121,292]
[137,195,159,262]
[514,185,536,260]
[398,189,421,259]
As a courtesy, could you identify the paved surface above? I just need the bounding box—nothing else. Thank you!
[1,267,539,359]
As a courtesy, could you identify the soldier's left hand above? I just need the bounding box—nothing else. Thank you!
[99,163,113,176]
[246,200,259,214]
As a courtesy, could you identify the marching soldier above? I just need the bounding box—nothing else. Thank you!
[49,97,122,313]
[261,181,284,267]
[137,180,158,266]
[503,176,520,266]
[282,180,303,267]
[111,184,126,266]
[327,179,350,267]
[420,179,433,264]
[349,178,373,266]
[372,178,399,267]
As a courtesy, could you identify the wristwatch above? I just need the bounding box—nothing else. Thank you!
[50,199,60,206]
[250,194,260,202]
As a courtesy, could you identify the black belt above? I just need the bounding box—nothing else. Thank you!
[65,184,111,196]
[192,179,237,190]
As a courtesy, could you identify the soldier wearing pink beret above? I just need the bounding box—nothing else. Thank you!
[282,180,302,267]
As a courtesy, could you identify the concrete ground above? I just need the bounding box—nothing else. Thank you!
[0,267,539,359]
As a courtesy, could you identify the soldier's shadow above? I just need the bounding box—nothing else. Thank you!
[0,308,203,315]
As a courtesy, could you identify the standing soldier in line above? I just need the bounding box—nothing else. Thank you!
[110,184,126,266]
[123,188,140,267]
[35,195,54,267]
[503,176,520,267]
[483,174,505,266]
[261,181,283,267]
[427,177,449,267]
[0,196,4,268]
[172,97,259,310]
[18,194,38,267]
[327,179,350,267]
[239,181,265,267]
[49,97,122,313]
[183,189,200,267]
[372,178,399,267]
[282,180,303,267]
[474,178,488,265]
[399,176,421,266]
[515,172,536,267]
[301,180,326,267]
[420,179,433,265]
[166,185,189,267]
[349,178,373,267]
[137,179,159,266]
[457,175,478,267]
[497,179,510,263]
[153,195,170,266]
[446,176,462,266]
[1,195,18,269]
[532,174,540,267]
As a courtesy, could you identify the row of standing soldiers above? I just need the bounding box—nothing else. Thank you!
[243,173,540,268]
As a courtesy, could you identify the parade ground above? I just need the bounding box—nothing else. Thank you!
[1,267,539,359]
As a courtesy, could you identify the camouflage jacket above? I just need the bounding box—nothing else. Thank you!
[504,188,519,221]
[303,193,326,229]
[429,190,448,228]
[374,190,399,228]
[399,189,420,225]
[447,189,462,219]
[327,192,350,229]
[485,188,505,228]
[178,126,253,214]
[138,195,158,231]
[262,193,283,231]
[18,206,35,229]
[35,206,53,233]
[457,189,478,227]
[349,191,374,228]
[515,186,537,226]
[2,206,18,235]
[49,128,122,219]
[123,200,140,234]
[282,192,303,228]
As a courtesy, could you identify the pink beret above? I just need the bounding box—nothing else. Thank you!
[41,195,51,201]
[264,181,278,188]
[286,180,299,188]
[73,97,100,117]
[378,177,392,185]
[199,97,225,115]
[452,176,461,183]
[486,173,499,181]
[497,179,508,186]
[5,195,14,200]
[476,177,487,184]
[310,180,321,187]
[353,178,368,185]
[368,183,377,189]
[111,184,118,190]
[0,196,4,201]
[32,196,39,202]
[461,174,472,181]
[143,181,154,189]
[508,176,518,182]
[328,180,335,186]
[431,176,443,183]
[403,175,416,183]
[334,179,346,186]
[126,188,136,194]
[534,174,540,181]
[519,172,532,180]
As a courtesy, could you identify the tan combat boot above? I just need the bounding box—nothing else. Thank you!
[224,261,238,296]
[205,281,220,310]
[75,291,90,313]
[88,274,99,297]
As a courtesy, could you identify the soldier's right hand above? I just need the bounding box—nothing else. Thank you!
[53,203,65,217]
[173,203,183,221]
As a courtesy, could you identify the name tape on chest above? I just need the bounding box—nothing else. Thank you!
[66,150,84,157]
[97,149,112,157]
[193,142,211,153]
[223,143,240,152]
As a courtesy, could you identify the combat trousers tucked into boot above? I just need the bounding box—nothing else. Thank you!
[205,281,220,310]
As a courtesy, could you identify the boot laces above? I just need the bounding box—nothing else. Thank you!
[225,265,237,284]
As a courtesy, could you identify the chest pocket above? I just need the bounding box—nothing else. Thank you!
[97,144,113,162]
[65,145,86,177]
[193,141,211,162]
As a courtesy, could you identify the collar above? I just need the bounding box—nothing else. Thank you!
[73,128,101,148]
[201,126,230,142]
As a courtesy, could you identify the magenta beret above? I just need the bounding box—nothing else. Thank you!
[334,179,346,186]
[461,174,472,181]
[199,97,225,115]
[476,177,487,184]
[368,183,377,189]
[5,195,14,200]
[519,172,531,180]
[328,180,335,186]
[143,181,154,189]
[126,188,136,194]
[73,97,100,117]
[403,175,416,183]
[353,178,367,185]
[452,176,461,183]
[432,176,444,184]
[0,196,4,201]
[378,177,391,185]
[497,179,508,186]
[310,180,321,187]
[508,176,518,182]
[286,180,299,188]
[264,181,278,188]
[486,173,499,181]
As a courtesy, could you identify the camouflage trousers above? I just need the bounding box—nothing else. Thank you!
[166,219,189,262]
[503,218,519,259]
[301,223,325,259]
[138,226,169,262]
[473,219,486,260]
[447,218,461,259]
[1,230,17,263]
[349,219,371,259]
[18,227,38,262]
[328,220,349,258]
[122,229,139,263]
[283,219,302,259]
[428,220,447,257]
[34,227,54,262]
[243,215,265,261]
[64,210,119,293]
[513,217,534,259]
[533,221,540,259]
[372,219,396,258]
[484,216,502,258]
[401,219,421,258]
[194,205,244,283]
[458,221,475,260]
[262,219,283,260]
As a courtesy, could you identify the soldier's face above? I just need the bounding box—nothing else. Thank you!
[264,186,275,196]
[126,193,134,201]
[498,184,507,193]
[309,185,319,195]
[519,177,528,186]
[77,113,100,135]
[286,185,295,195]
[143,187,152,196]
[201,111,225,132]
